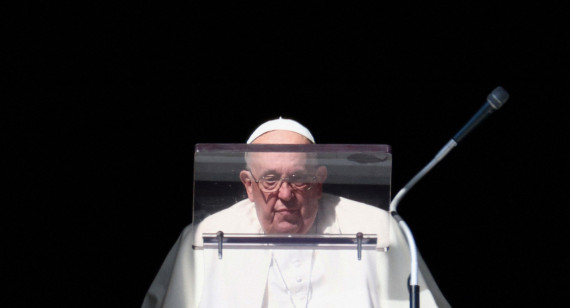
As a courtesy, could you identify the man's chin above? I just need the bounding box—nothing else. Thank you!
[272,221,303,234]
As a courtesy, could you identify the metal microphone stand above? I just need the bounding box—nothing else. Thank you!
[389,139,458,308]
[389,86,509,308]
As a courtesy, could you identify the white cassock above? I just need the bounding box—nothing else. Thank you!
[142,194,451,308]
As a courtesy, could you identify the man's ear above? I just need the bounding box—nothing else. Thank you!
[316,166,328,183]
[314,166,328,198]
[240,170,255,201]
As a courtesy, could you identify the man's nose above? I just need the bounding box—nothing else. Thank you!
[277,181,295,201]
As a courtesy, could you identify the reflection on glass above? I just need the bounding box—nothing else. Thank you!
[193,144,392,250]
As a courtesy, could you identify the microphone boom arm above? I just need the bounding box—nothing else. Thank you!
[390,139,458,213]
[389,139,457,308]
[388,86,509,308]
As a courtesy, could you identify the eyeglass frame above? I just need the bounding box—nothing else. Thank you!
[247,169,318,193]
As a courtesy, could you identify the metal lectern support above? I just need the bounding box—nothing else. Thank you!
[203,233,380,261]
[389,139,458,308]
[356,232,363,260]
[216,231,223,259]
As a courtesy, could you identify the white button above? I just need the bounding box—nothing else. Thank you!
[296,277,303,283]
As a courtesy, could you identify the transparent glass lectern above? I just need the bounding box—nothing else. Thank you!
[191,144,393,307]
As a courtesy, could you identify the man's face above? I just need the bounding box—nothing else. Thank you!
[240,131,327,234]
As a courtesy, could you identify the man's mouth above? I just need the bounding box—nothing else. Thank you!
[275,208,300,214]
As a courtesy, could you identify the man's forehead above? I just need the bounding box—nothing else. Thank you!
[249,151,309,165]
[248,151,318,171]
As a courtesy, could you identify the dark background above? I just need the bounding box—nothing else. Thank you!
[5,3,568,307]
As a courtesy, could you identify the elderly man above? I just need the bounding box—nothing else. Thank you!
[142,118,450,308]
[240,128,325,235]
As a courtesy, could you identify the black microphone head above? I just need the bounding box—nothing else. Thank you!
[487,86,509,110]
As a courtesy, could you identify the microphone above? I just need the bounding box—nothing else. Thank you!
[390,86,510,213]
[452,86,510,143]
[389,86,510,308]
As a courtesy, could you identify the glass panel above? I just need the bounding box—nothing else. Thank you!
[192,144,392,250]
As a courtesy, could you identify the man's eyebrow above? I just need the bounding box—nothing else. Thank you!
[259,169,279,176]
[260,168,308,176]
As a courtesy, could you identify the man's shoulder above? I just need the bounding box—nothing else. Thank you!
[194,198,261,239]
[321,193,390,236]
[322,193,388,216]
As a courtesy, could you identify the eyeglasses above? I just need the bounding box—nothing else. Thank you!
[248,170,317,193]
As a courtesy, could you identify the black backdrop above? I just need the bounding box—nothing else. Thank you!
[5,3,568,307]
